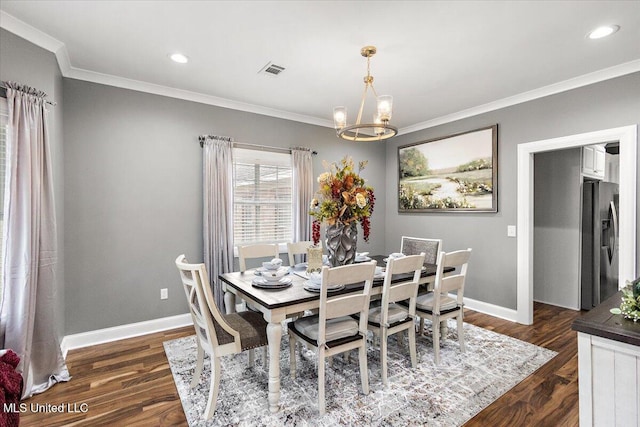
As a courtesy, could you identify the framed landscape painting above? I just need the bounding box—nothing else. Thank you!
[398,125,498,212]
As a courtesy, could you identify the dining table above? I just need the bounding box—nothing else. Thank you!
[219,254,454,413]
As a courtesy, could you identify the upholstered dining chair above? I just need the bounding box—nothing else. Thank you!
[288,261,377,415]
[363,253,425,386]
[175,254,269,420]
[286,240,321,266]
[238,243,280,272]
[400,236,443,333]
[400,236,442,265]
[414,248,472,365]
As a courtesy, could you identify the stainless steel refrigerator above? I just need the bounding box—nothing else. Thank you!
[580,181,619,310]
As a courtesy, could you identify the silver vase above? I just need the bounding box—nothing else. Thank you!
[325,221,358,267]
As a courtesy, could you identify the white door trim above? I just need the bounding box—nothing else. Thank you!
[517,125,637,324]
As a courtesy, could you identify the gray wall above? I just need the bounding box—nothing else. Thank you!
[63,78,387,334]
[0,29,66,340]
[533,148,581,309]
[385,72,640,310]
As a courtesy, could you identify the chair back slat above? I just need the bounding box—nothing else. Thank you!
[440,274,465,294]
[324,294,369,319]
[238,243,280,271]
[400,236,442,265]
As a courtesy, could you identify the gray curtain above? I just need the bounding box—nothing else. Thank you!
[202,136,235,311]
[0,82,70,398]
[291,147,314,242]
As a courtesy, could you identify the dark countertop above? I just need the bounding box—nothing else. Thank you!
[571,290,640,347]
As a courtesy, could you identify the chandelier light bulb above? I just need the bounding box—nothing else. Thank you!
[373,113,384,135]
[333,107,347,129]
[377,95,393,122]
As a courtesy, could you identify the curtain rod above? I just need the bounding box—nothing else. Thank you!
[0,83,57,106]
[198,135,317,155]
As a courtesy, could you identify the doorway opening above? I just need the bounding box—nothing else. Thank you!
[516,126,637,325]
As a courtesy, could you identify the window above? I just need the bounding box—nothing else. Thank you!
[0,97,7,304]
[233,148,292,246]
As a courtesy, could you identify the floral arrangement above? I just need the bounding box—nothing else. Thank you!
[309,156,375,244]
[610,277,640,322]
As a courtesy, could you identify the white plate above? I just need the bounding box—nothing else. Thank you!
[252,281,292,290]
[303,280,344,291]
[252,276,292,289]
[303,283,345,293]
[355,256,371,262]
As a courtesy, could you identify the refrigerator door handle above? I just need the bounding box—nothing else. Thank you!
[609,200,618,262]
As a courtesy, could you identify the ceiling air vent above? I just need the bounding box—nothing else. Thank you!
[259,62,285,76]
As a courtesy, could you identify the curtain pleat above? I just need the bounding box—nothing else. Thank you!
[0,82,70,398]
[202,137,235,312]
[291,147,313,242]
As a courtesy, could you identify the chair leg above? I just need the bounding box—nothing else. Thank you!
[397,329,405,348]
[419,317,425,336]
[359,343,369,396]
[457,314,465,353]
[248,348,255,366]
[433,316,441,365]
[381,329,388,386]
[204,356,221,420]
[408,325,417,369]
[318,348,326,416]
[190,344,204,388]
[289,334,297,379]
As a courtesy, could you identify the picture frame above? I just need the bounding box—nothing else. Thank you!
[398,124,498,213]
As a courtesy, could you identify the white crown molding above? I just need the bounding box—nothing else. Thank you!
[60,313,193,358]
[0,10,64,53]
[63,65,334,128]
[399,59,640,136]
[3,10,638,134]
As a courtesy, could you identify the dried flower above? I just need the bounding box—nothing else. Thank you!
[309,156,374,242]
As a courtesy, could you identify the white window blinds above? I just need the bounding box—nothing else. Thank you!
[233,148,292,245]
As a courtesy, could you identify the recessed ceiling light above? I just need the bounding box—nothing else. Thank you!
[169,53,189,64]
[587,25,620,39]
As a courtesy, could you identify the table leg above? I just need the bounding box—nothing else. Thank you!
[267,322,282,413]
[224,291,236,314]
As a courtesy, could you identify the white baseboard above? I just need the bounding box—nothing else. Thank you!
[462,296,519,323]
[61,313,193,358]
[533,298,580,311]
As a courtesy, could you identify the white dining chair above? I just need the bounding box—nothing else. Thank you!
[238,243,280,272]
[286,240,321,266]
[363,253,425,385]
[414,248,472,365]
[175,255,269,420]
[288,261,376,415]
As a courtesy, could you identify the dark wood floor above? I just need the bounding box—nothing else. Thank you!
[20,302,582,426]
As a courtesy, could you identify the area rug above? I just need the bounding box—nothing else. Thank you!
[164,320,556,426]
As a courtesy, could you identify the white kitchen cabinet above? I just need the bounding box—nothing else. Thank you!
[582,145,606,180]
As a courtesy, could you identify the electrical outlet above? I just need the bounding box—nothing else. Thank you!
[507,225,517,237]
[160,288,168,300]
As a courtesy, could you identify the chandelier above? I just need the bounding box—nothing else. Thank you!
[333,46,398,142]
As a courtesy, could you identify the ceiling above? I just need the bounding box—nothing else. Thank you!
[1,1,639,134]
